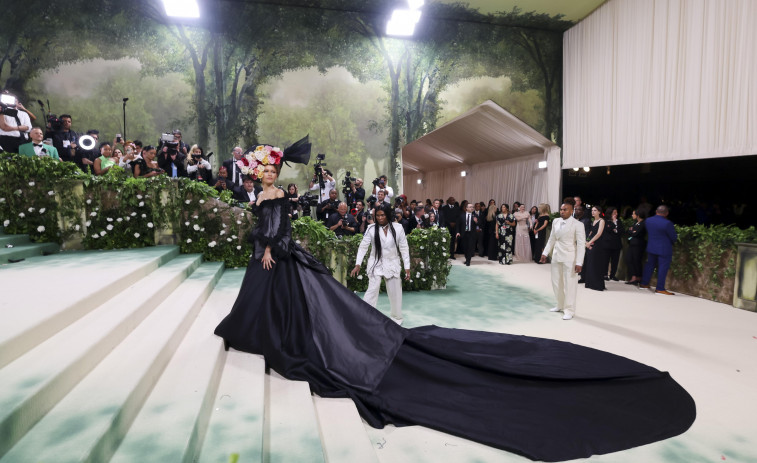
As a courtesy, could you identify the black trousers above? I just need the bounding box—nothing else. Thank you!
[0,135,24,155]
[462,231,476,263]
[625,244,644,279]
[608,247,622,278]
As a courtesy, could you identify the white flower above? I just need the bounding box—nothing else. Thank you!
[232,235,237,239]
[420,262,425,268]
[236,245,242,250]
[85,220,91,226]
[37,225,45,232]
[420,246,424,250]
[416,272,421,278]
[192,215,198,219]
[357,275,363,280]
[227,238,232,242]
[74,224,80,231]
[433,275,437,280]
[125,217,130,221]
[106,224,113,231]
[185,221,190,226]
[138,201,144,207]
[141,214,146,218]
[220,230,226,235]
[2,219,9,227]
[193,224,200,231]
[134,232,140,238]
[131,212,137,217]
[0,198,4,203]
[185,200,191,205]
[208,241,217,247]
[14,189,21,195]
[186,238,192,243]
[28,181,35,186]
[222,224,227,228]
[106,217,113,222]
[434,242,438,246]
[213,208,218,212]
[28,207,35,213]
[48,191,55,196]
[86,199,92,204]
[200,227,205,232]
[236,220,242,224]
[295,240,301,244]
[147,222,154,228]
[90,212,97,217]
[137,194,143,199]
[199,199,205,204]
[92,234,99,239]
[442,238,446,243]
[18,212,25,218]
[39,208,46,214]
[99,230,106,236]
[117,218,123,222]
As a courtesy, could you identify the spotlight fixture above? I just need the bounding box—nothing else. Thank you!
[162,0,200,18]
[538,161,547,169]
[606,166,611,175]
[583,166,590,172]
[417,178,422,184]
[573,167,579,171]
[460,171,467,177]
[386,0,423,36]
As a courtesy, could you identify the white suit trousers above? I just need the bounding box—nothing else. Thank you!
[551,260,578,315]
[364,275,403,320]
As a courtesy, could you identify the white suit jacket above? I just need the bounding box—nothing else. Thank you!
[356,222,410,278]
[542,216,586,266]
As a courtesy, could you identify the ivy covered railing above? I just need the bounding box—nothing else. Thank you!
[0,154,451,291]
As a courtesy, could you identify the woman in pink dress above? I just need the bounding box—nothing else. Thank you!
[513,203,532,262]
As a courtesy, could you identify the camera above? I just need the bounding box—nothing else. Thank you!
[297,192,319,217]
[341,170,356,201]
[47,114,62,132]
[160,133,174,143]
[0,94,18,117]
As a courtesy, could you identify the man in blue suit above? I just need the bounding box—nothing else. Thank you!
[640,205,678,295]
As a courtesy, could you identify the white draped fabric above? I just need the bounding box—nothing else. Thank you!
[402,101,561,211]
[563,0,757,169]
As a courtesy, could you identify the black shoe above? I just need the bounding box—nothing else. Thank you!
[604,275,610,281]
[450,256,456,260]
[465,261,470,266]
[610,277,619,281]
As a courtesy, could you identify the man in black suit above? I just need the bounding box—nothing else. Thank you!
[473,202,486,257]
[430,199,443,226]
[232,176,262,204]
[408,206,426,230]
[441,196,460,259]
[455,203,479,266]
[222,146,245,189]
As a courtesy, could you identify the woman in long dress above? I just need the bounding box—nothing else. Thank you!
[531,203,551,262]
[512,203,532,262]
[495,204,515,264]
[214,152,695,462]
[584,205,609,291]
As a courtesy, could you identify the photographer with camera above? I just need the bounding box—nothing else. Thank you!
[354,200,369,233]
[0,93,32,154]
[327,202,358,237]
[342,174,365,209]
[45,114,78,163]
[186,144,213,185]
[309,166,336,202]
[370,175,393,203]
[316,189,340,223]
[285,183,301,218]
[157,131,187,178]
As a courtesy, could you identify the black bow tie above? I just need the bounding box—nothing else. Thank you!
[33,143,43,147]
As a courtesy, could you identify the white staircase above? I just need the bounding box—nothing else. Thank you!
[0,246,378,463]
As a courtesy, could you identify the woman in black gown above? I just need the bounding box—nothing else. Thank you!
[625,209,647,285]
[583,205,608,291]
[604,206,623,280]
[214,152,695,461]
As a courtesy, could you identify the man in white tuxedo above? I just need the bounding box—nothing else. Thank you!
[351,203,411,324]
[540,200,586,320]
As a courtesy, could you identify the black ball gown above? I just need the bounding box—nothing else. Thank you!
[214,197,696,462]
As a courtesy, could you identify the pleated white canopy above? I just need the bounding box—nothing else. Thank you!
[401,100,561,212]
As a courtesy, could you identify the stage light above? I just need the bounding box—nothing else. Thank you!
[408,0,425,9]
[573,167,579,171]
[386,9,422,36]
[460,171,467,177]
[583,166,590,172]
[417,179,422,184]
[538,161,547,169]
[78,135,96,151]
[162,0,200,18]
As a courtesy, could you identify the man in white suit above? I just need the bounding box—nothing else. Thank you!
[351,203,411,324]
[540,200,586,320]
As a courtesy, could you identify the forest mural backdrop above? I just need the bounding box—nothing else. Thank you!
[2,0,571,189]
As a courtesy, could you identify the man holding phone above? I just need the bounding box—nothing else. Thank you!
[0,93,32,154]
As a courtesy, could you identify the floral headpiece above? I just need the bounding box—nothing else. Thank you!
[236,145,283,181]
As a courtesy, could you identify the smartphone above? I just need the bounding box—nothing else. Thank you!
[116,133,122,142]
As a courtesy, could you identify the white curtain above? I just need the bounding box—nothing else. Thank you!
[563,0,757,169]
[403,153,555,211]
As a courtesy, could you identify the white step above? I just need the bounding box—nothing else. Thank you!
[313,396,379,463]
[265,371,326,463]
[0,262,224,463]
[198,351,266,463]
[0,254,204,457]
[110,268,246,463]
[0,246,179,369]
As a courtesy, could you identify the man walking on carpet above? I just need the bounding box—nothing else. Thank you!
[640,205,678,295]
[540,199,586,320]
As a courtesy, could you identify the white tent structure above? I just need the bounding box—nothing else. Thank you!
[401,100,561,212]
